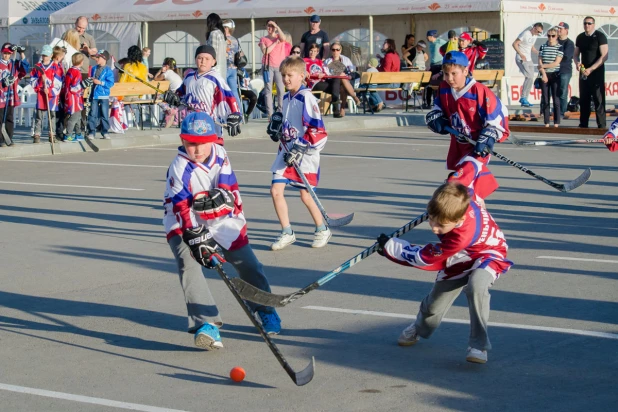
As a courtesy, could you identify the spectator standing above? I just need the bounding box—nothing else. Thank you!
[0,43,29,147]
[457,33,487,74]
[222,19,243,116]
[439,30,459,56]
[512,23,543,107]
[154,57,183,128]
[401,34,416,67]
[87,50,114,139]
[426,29,446,108]
[142,47,154,79]
[205,13,228,80]
[574,16,608,129]
[258,19,287,118]
[378,39,401,73]
[410,41,428,70]
[74,16,97,76]
[300,15,330,59]
[538,28,564,128]
[51,29,80,72]
[556,22,574,117]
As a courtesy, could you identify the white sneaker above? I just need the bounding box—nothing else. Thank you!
[311,228,332,248]
[271,232,296,251]
[397,323,420,346]
[466,347,488,364]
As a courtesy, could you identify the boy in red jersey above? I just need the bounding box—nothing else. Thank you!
[62,53,90,142]
[425,51,510,203]
[377,183,512,364]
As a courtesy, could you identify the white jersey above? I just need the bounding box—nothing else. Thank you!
[271,87,327,188]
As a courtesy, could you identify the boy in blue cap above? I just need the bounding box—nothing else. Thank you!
[425,51,510,203]
[164,111,281,350]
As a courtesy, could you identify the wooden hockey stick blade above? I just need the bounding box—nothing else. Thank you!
[232,212,429,307]
[510,135,606,146]
[212,257,315,386]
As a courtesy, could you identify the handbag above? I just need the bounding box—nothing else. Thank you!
[234,43,247,68]
[262,52,270,84]
[534,74,542,90]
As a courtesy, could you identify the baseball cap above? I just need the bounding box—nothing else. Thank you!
[310,14,321,23]
[1,42,13,53]
[195,44,216,60]
[427,30,438,37]
[222,20,235,29]
[96,50,110,60]
[41,44,53,56]
[557,22,569,30]
[459,33,473,42]
[443,51,469,67]
[180,112,220,143]
[417,41,427,49]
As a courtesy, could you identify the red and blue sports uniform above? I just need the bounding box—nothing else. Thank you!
[604,118,618,152]
[31,61,64,111]
[0,58,29,108]
[434,77,509,199]
[382,201,512,281]
[62,66,84,115]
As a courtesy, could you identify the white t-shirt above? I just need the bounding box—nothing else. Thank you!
[163,70,183,91]
[50,38,79,72]
[516,29,537,61]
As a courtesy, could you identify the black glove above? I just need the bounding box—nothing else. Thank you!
[474,127,499,157]
[472,40,483,47]
[267,111,283,142]
[425,109,450,135]
[2,75,15,88]
[163,90,180,107]
[376,233,391,256]
[16,46,26,53]
[283,142,308,166]
[192,188,235,219]
[80,78,93,89]
[226,112,242,137]
[182,225,225,269]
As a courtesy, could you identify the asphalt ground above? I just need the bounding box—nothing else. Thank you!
[0,126,617,411]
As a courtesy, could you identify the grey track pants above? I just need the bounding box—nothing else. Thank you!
[168,235,275,333]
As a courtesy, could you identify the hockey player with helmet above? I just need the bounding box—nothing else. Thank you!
[267,56,330,251]
[0,42,29,146]
[164,111,281,350]
[377,182,512,364]
[165,45,242,138]
[425,51,509,202]
[603,118,618,152]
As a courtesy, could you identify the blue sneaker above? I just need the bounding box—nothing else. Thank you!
[194,323,223,350]
[75,134,85,141]
[257,310,281,335]
[519,98,534,107]
[64,134,77,143]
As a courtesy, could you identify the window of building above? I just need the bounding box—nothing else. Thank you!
[598,24,617,71]
[153,31,200,69]
[90,29,120,63]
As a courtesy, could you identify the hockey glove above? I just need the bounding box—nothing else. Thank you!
[163,90,180,107]
[425,110,450,135]
[267,111,284,142]
[472,40,484,47]
[283,142,308,166]
[474,127,499,157]
[2,75,15,88]
[80,78,93,89]
[16,46,26,53]
[182,225,225,269]
[376,233,391,256]
[226,112,242,137]
[192,189,235,220]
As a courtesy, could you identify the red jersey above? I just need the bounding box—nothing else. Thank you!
[30,61,64,111]
[62,67,84,115]
[383,201,512,280]
[304,58,326,89]
[0,58,29,108]
[460,44,487,74]
[447,155,498,200]
[434,77,509,170]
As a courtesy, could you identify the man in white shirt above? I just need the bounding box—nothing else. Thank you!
[513,23,543,107]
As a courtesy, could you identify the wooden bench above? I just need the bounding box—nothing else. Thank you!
[109,81,170,129]
[354,71,431,113]
[472,69,504,90]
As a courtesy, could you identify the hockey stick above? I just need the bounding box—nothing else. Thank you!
[279,142,354,227]
[79,82,99,152]
[1,60,15,146]
[34,66,55,154]
[231,212,429,307]
[445,126,591,192]
[210,256,315,386]
[509,135,614,146]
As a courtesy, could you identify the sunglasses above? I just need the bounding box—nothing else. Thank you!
[292,51,301,54]
[584,22,594,25]
[331,48,341,51]
[547,35,557,38]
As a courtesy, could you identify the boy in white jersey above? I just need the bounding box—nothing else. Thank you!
[163,44,242,138]
[164,111,281,350]
[267,56,330,250]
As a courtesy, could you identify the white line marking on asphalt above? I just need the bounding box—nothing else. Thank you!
[303,306,618,340]
[0,181,144,191]
[0,383,189,412]
[537,256,618,264]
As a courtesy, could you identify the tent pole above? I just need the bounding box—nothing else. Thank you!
[369,15,373,55]
[144,22,149,47]
[251,17,255,79]
[499,4,504,41]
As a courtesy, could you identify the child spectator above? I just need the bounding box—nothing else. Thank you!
[142,46,154,79]
[52,46,68,142]
[153,57,182,128]
[31,44,63,144]
[267,56,330,250]
[87,50,115,140]
[62,53,90,142]
[359,57,384,112]
[425,52,509,202]
[164,111,281,349]
[377,182,512,364]
[457,33,488,74]
[0,42,29,147]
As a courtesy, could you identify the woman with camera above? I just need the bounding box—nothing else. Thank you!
[538,27,564,128]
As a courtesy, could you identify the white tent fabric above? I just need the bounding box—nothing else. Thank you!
[1,0,78,26]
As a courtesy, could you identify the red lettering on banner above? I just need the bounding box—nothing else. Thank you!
[605,82,618,97]
[385,91,398,101]
[511,85,520,101]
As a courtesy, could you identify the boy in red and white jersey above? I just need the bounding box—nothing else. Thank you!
[425,51,510,203]
[377,183,512,364]
[62,53,90,142]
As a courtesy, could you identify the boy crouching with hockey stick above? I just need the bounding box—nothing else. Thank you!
[164,112,281,350]
[425,51,510,204]
[377,183,512,363]
[267,56,330,251]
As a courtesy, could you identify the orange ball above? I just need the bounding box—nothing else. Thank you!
[230,366,246,382]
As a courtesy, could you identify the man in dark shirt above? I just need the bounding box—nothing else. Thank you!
[299,15,330,59]
[574,16,609,129]
[556,22,575,117]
